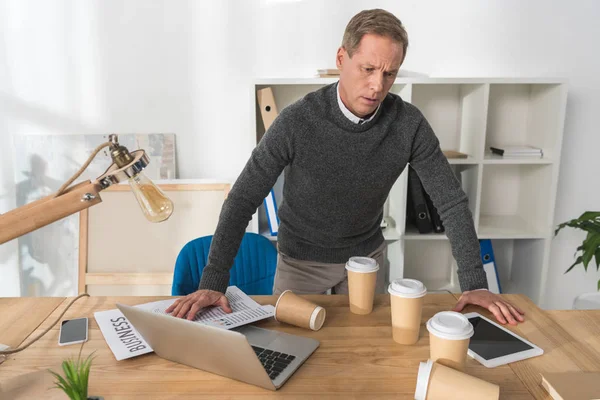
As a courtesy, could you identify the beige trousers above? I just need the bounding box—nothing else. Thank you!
[272,241,387,295]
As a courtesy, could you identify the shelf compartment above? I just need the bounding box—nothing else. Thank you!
[485,84,565,160]
[483,239,547,301]
[403,240,459,292]
[411,84,488,159]
[479,164,552,239]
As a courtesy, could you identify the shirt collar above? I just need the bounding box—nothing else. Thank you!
[336,82,380,124]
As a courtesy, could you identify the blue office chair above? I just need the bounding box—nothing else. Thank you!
[172,233,278,296]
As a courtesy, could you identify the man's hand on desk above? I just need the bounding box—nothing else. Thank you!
[453,290,525,325]
[165,290,233,320]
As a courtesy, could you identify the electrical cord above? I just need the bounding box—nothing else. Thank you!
[0,293,90,360]
[54,141,111,197]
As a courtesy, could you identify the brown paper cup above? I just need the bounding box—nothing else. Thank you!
[388,279,427,345]
[390,295,424,344]
[415,360,499,400]
[429,334,470,371]
[346,256,379,315]
[347,270,377,314]
[274,290,326,331]
[426,311,474,372]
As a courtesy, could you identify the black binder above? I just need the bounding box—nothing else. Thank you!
[424,190,444,233]
[406,166,433,234]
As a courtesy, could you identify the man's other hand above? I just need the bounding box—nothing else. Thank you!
[453,290,525,325]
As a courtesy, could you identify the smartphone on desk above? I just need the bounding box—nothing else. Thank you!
[58,317,88,346]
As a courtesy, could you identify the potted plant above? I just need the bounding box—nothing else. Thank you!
[48,350,102,400]
[555,211,600,291]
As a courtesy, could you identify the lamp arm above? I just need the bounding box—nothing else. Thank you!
[0,134,155,245]
[0,180,104,245]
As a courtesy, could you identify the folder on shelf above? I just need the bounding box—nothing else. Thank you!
[256,87,279,133]
[406,166,433,234]
[257,88,281,236]
[264,189,280,236]
[479,239,502,294]
[424,190,444,233]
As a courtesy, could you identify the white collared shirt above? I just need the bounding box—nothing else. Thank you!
[336,83,380,124]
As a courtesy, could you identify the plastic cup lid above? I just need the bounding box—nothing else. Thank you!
[345,256,379,273]
[414,359,434,400]
[387,279,427,298]
[426,311,474,340]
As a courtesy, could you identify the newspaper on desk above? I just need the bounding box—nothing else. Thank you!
[94,286,275,361]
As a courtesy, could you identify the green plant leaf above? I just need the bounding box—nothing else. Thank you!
[555,220,580,236]
[580,221,600,234]
[80,353,94,397]
[597,278,600,291]
[565,256,583,274]
[49,370,76,399]
[62,360,78,389]
[595,248,600,271]
[582,235,600,270]
[578,211,600,221]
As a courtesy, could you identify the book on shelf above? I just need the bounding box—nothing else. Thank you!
[317,68,340,75]
[489,145,543,157]
[540,372,600,400]
[442,150,468,159]
[316,68,340,78]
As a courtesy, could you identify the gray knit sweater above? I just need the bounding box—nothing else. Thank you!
[199,83,488,293]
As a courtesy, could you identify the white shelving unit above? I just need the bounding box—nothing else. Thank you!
[251,78,567,305]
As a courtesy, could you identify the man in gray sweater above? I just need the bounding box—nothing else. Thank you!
[167,9,525,325]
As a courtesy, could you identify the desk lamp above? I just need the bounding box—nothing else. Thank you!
[0,134,174,245]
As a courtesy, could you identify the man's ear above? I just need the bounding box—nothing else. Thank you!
[336,47,346,70]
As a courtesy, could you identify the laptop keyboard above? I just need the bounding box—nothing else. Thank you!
[251,345,296,381]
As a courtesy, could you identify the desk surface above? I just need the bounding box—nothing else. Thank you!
[1,294,599,399]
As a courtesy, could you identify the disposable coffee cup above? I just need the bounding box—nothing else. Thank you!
[345,256,379,315]
[388,279,427,345]
[414,359,499,400]
[426,311,474,371]
[274,290,326,331]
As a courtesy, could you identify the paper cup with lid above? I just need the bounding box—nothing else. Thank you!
[388,278,427,344]
[345,256,379,315]
[414,359,499,400]
[426,311,474,370]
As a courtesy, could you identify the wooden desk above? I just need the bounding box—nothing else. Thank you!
[0,294,598,399]
[547,309,600,360]
[0,297,65,349]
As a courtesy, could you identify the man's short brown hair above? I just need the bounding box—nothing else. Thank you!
[342,9,408,59]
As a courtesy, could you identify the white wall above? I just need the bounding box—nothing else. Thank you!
[1,0,598,306]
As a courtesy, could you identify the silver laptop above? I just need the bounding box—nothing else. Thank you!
[116,303,319,390]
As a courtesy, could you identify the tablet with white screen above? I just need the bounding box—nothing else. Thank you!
[464,312,544,368]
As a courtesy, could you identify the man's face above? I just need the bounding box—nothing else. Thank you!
[336,33,404,118]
